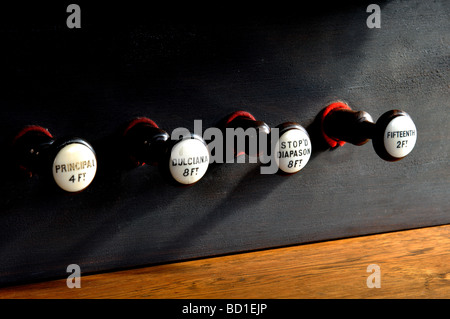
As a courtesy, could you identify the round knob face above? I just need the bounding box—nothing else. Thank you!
[275,126,312,174]
[52,142,97,192]
[169,137,210,185]
[383,114,417,159]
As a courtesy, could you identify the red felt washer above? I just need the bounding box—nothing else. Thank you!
[12,125,53,145]
[320,102,352,148]
[224,110,256,127]
[123,117,161,167]
[123,117,159,136]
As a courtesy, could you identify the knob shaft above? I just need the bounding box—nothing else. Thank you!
[321,102,417,162]
[123,117,170,166]
[123,117,209,185]
[12,125,97,192]
[221,111,270,158]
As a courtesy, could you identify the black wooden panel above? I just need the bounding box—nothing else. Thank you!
[0,1,449,286]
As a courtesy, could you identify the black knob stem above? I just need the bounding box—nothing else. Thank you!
[123,118,170,166]
[323,108,375,146]
[221,111,270,158]
[11,126,54,176]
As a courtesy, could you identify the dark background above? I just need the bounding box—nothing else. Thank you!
[0,1,449,286]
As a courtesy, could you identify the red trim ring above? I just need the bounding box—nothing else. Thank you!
[320,102,352,148]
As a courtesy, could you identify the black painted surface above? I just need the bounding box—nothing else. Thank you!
[0,1,449,286]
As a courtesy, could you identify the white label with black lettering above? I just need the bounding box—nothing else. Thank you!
[52,143,97,192]
[384,115,417,159]
[169,139,210,185]
[275,129,312,174]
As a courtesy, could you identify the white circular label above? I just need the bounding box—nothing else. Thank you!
[52,143,97,192]
[275,128,312,174]
[383,115,417,158]
[169,138,210,185]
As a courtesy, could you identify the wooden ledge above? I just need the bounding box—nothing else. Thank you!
[1,224,450,299]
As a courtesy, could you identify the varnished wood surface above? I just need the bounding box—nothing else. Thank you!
[1,224,450,299]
